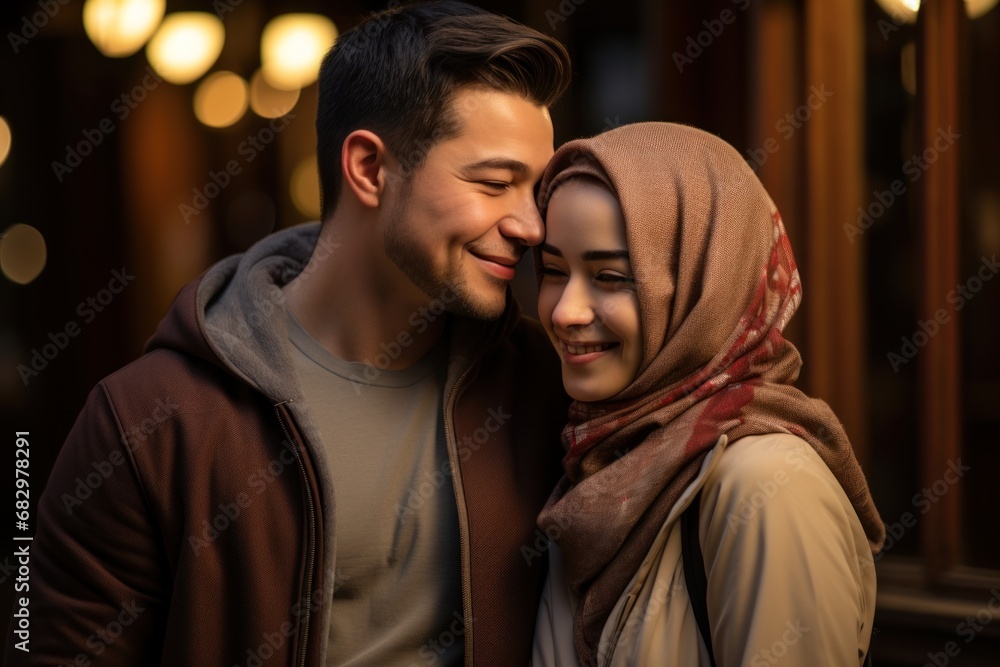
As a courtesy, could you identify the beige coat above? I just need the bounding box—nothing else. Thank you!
[532,433,876,666]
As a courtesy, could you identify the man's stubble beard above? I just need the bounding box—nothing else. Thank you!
[382,194,508,322]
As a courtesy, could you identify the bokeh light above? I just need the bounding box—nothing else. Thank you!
[83,0,165,57]
[261,14,337,91]
[1,224,47,285]
[249,69,300,119]
[0,117,11,168]
[194,71,249,128]
[291,156,321,219]
[966,0,999,18]
[876,0,998,21]
[147,13,225,85]
[873,0,921,22]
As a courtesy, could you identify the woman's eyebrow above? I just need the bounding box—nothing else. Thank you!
[540,244,630,261]
[581,249,630,261]
[540,242,562,256]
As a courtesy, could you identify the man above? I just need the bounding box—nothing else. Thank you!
[6,2,572,665]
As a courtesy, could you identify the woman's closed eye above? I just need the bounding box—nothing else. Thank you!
[540,266,636,288]
[595,272,636,289]
[540,265,567,279]
[595,272,633,283]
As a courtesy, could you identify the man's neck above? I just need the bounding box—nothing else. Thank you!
[284,219,447,371]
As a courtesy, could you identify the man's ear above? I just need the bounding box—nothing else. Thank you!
[341,130,388,208]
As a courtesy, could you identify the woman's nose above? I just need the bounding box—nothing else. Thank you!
[550,279,596,330]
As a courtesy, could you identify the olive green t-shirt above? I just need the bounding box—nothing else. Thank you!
[286,311,464,667]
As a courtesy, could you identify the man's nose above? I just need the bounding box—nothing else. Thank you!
[499,191,545,246]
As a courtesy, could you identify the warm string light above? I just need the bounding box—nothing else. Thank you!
[249,69,300,119]
[146,12,225,85]
[194,71,249,128]
[291,157,321,219]
[81,10,335,120]
[0,116,11,169]
[261,14,338,91]
[875,0,998,22]
[83,0,165,57]
[80,10,339,221]
[1,224,47,285]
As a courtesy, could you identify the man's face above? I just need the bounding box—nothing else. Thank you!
[380,86,554,320]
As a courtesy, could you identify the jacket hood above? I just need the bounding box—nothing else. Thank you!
[145,222,523,403]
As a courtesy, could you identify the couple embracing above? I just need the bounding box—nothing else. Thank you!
[9,2,883,666]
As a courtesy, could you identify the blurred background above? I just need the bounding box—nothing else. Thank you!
[0,0,998,663]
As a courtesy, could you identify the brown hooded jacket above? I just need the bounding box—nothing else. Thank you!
[6,222,569,667]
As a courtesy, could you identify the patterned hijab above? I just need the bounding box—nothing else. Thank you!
[534,122,884,663]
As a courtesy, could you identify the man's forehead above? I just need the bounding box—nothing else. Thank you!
[448,96,551,141]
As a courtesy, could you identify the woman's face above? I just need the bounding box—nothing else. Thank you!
[537,178,643,402]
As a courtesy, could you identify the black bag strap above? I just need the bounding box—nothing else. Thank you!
[680,490,875,667]
[681,491,718,667]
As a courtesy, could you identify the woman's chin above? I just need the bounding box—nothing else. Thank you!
[562,372,627,403]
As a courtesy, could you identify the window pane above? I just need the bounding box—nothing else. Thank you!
[863,2,922,559]
[959,5,1000,571]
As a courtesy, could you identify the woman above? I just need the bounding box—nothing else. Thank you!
[531,122,884,666]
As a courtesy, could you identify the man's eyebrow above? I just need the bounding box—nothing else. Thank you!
[462,157,530,176]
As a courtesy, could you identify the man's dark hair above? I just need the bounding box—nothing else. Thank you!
[315,0,572,219]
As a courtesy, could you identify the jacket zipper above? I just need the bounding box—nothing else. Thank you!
[275,403,317,667]
[442,364,475,666]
